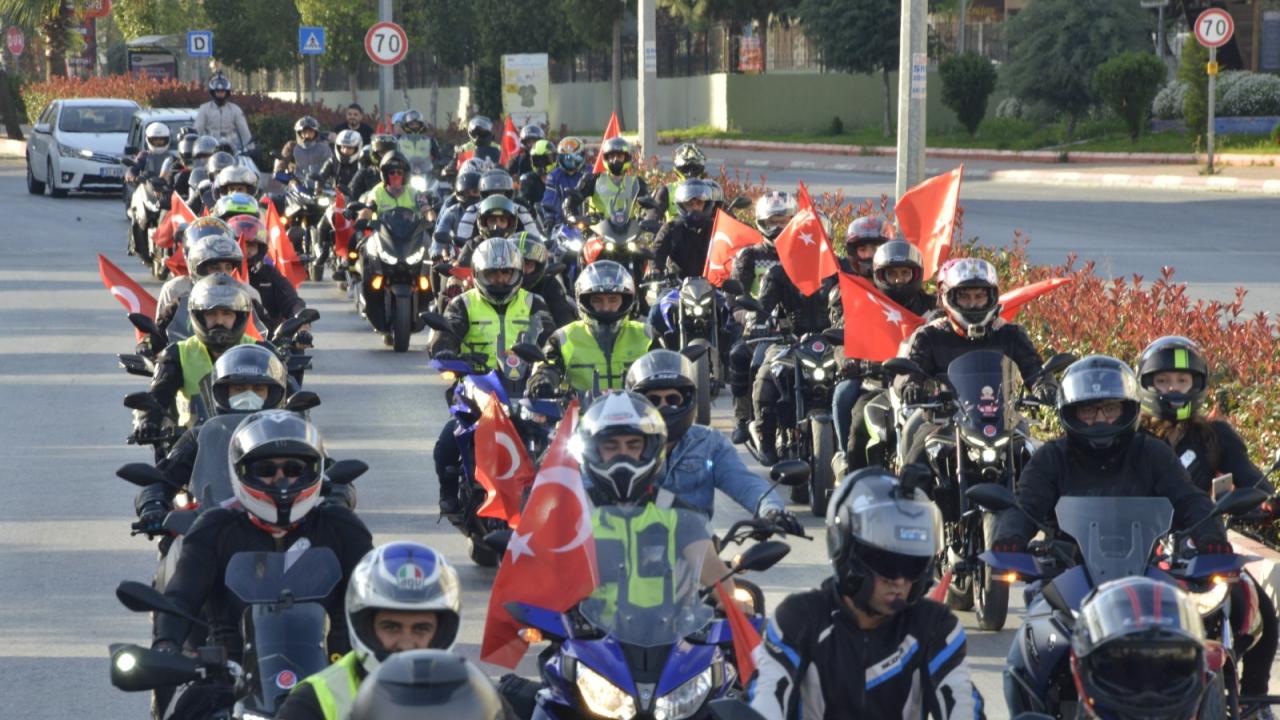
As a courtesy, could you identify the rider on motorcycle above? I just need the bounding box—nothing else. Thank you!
[126,121,176,186]
[357,152,425,222]
[649,178,716,279]
[428,238,554,514]
[163,132,201,200]
[190,150,238,215]
[528,260,653,398]
[990,355,1229,556]
[565,137,649,223]
[212,165,260,200]
[276,115,331,186]
[650,143,708,223]
[195,72,252,152]
[842,215,894,278]
[396,109,439,169]
[505,123,545,178]
[624,349,788,520]
[454,196,522,265]
[752,467,983,720]
[277,542,462,720]
[541,136,585,227]
[217,210,309,333]
[433,159,487,252]
[454,169,543,247]
[455,115,502,167]
[516,139,555,213]
[511,231,576,327]
[352,651,513,720]
[348,133,397,205]
[154,218,259,335]
[317,128,365,199]
[176,135,219,204]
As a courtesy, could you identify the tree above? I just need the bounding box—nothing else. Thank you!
[796,0,898,137]
[400,0,478,124]
[659,0,798,74]
[203,0,300,74]
[561,0,633,129]
[1005,0,1147,137]
[0,0,75,78]
[112,0,206,39]
[939,52,996,136]
[1093,51,1166,141]
[294,0,376,102]
[1177,40,1209,137]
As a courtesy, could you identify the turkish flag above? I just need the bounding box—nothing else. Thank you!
[591,111,621,174]
[98,254,157,339]
[838,272,925,361]
[500,116,520,167]
[154,191,196,250]
[703,210,763,287]
[894,166,964,281]
[474,392,535,527]
[481,401,599,668]
[796,180,816,212]
[262,197,308,288]
[999,277,1072,321]
[165,242,188,277]
[455,148,475,171]
[715,581,764,684]
[775,208,839,297]
[332,190,355,259]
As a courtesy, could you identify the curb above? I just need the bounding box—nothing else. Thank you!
[1231,530,1280,611]
[0,138,25,158]
[665,136,1280,169]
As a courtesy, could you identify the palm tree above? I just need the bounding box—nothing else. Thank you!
[0,0,75,78]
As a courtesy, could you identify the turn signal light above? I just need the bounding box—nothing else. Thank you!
[418,275,430,292]
[348,251,359,260]
[518,628,543,643]
[371,275,384,291]
[1001,571,1019,584]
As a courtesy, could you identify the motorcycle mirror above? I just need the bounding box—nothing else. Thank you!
[109,642,203,693]
[720,279,744,296]
[882,357,926,378]
[770,459,811,487]
[639,220,662,235]
[483,529,512,556]
[115,581,207,628]
[284,391,321,413]
[681,344,710,363]
[511,342,546,365]
[734,296,763,314]
[118,354,154,378]
[965,484,1017,512]
[729,195,752,211]
[116,462,169,489]
[734,540,791,573]
[1213,486,1268,518]
[296,308,321,324]
[419,311,455,336]
[636,196,659,210]
[821,327,845,346]
[325,459,368,485]
[128,312,161,338]
[123,146,137,157]
[1040,352,1077,377]
[123,391,163,414]
[544,262,566,277]
[163,510,197,536]
[707,699,769,720]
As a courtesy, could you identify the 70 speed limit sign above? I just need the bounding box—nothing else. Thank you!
[1194,7,1234,48]
[365,21,408,66]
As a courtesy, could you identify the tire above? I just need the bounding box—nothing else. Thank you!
[468,535,500,568]
[26,156,46,194]
[947,563,975,611]
[47,159,67,198]
[391,294,412,353]
[1200,668,1226,720]
[974,512,1010,631]
[692,341,712,425]
[809,418,836,517]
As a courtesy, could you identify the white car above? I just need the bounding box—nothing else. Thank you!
[26,97,140,198]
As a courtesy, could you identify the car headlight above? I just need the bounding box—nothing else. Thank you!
[654,666,713,720]
[406,247,426,265]
[1194,578,1230,616]
[576,664,636,720]
[57,142,83,158]
[410,175,428,192]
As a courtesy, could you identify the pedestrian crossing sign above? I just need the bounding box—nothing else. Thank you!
[299,26,325,56]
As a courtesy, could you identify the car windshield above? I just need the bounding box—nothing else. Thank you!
[60,106,132,133]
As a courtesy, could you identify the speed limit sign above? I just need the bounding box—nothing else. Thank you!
[1194,8,1234,48]
[365,21,408,66]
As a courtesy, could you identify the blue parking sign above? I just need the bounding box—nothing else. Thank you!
[299,26,325,56]
[187,30,213,58]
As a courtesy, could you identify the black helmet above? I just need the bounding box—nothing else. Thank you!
[1137,336,1209,422]
[211,344,288,414]
[576,391,668,505]
[574,260,635,326]
[826,468,942,613]
[600,137,632,175]
[207,72,231,101]
[294,115,320,143]
[625,349,697,444]
[872,240,925,304]
[477,196,519,240]
[370,133,399,166]
[1057,355,1141,451]
[937,258,1000,339]
[478,169,515,199]
[674,178,714,224]
[1072,577,1208,720]
[380,151,410,185]
[455,167,483,200]
[673,143,707,179]
[471,237,524,306]
[510,232,550,289]
[176,133,199,163]
[228,410,325,531]
[467,115,494,143]
[192,135,219,161]
[206,151,236,178]
[188,273,252,355]
[350,650,510,720]
[518,123,545,146]
[754,191,797,242]
[844,216,894,275]
[401,109,427,134]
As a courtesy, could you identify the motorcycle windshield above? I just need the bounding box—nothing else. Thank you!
[579,507,715,648]
[378,207,425,258]
[947,350,1020,436]
[190,414,244,507]
[1055,496,1174,584]
[224,546,343,604]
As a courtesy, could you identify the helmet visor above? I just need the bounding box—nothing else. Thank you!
[1088,641,1201,696]
[1061,367,1138,406]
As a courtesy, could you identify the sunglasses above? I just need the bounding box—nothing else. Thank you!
[248,459,311,483]
[646,391,687,408]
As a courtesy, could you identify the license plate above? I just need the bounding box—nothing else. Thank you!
[100,166,124,178]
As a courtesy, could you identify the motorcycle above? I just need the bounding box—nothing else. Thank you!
[352,207,431,352]
[972,483,1267,720]
[549,220,588,292]
[652,275,736,425]
[283,175,337,282]
[124,162,173,276]
[109,545,345,719]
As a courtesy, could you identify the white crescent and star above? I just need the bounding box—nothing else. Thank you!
[494,431,522,481]
[110,286,141,314]
[539,466,594,554]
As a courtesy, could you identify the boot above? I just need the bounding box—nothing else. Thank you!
[438,472,462,516]
[755,414,779,467]
[731,395,753,444]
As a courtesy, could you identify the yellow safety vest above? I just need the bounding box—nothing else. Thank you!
[556,320,650,392]
[367,183,418,215]
[590,174,641,219]
[295,651,362,720]
[176,335,252,426]
[460,288,534,370]
[589,504,681,616]
[664,180,680,221]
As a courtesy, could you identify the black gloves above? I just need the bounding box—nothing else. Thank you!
[1031,379,1058,406]
[1195,535,1233,555]
[131,419,163,444]
[765,510,804,536]
[432,349,458,361]
[901,384,930,406]
[135,500,168,535]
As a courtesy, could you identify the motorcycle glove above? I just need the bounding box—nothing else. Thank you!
[1195,536,1233,555]
[432,350,459,361]
[131,419,162,444]
[1031,378,1059,406]
[765,510,804,537]
[901,383,930,406]
[136,500,168,534]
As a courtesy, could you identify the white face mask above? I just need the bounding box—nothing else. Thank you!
[229,391,266,411]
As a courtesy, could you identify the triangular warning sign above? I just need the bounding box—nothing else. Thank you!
[303,31,322,52]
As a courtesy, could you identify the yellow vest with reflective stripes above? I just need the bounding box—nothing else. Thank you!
[368,183,417,215]
[590,174,641,219]
[295,650,362,720]
[590,504,681,616]
[557,320,650,393]
[460,288,534,370]
[176,335,253,426]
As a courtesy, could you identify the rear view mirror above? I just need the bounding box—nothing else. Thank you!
[734,296,763,314]
[419,311,454,336]
[770,459,810,486]
[123,391,163,414]
[511,342,546,364]
[109,643,203,692]
[719,279,744,296]
[1213,486,1267,518]
[734,540,791,573]
[966,484,1017,512]
[729,195,751,211]
[116,462,169,489]
[1040,352,1077,377]
[325,459,368,485]
[882,357,925,378]
[284,391,321,413]
[636,196,658,210]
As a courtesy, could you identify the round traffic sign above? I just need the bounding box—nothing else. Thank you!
[1194,8,1234,49]
[6,27,24,56]
[364,21,408,66]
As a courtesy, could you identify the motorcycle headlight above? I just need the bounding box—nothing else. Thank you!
[980,447,998,464]
[1194,578,1231,617]
[565,238,583,253]
[411,175,428,192]
[576,665,636,720]
[812,368,826,382]
[317,195,331,207]
[406,247,426,265]
[654,667,713,720]
[692,306,705,317]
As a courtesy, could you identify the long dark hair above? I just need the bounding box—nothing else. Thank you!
[1140,414,1222,473]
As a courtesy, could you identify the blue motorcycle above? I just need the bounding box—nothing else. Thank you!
[968,483,1267,720]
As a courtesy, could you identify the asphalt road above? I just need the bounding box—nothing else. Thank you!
[0,155,1272,719]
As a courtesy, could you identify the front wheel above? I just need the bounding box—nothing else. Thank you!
[26,156,46,194]
[974,512,1010,630]
[391,293,412,352]
[692,340,712,425]
[809,418,835,517]
[468,535,500,568]
[48,159,67,198]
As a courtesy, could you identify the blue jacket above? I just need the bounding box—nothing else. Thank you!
[657,425,784,518]
[541,167,583,225]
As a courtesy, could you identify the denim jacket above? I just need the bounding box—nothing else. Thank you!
[657,425,784,518]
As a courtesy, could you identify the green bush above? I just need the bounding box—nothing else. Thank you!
[1093,52,1167,141]
[828,115,844,135]
[1272,119,1280,146]
[939,52,998,136]
[1179,41,1209,135]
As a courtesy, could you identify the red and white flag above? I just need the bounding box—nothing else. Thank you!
[474,392,536,527]
[97,254,157,339]
[153,191,197,250]
[500,116,520,167]
[715,581,765,683]
[999,277,1072,321]
[262,197,308,288]
[332,190,355,260]
[591,111,621,174]
[482,401,599,668]
[775,208,839,297]
[894,166,964,280]
[838,272,926,361]
[703,210,763,287]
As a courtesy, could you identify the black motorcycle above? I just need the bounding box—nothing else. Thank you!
[285,175,337,282]
[352,207,430,352]
[651,275,736,425]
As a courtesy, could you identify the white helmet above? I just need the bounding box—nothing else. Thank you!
[144,122,171,151]
[335,128,363,165]
[937,257,1001,338]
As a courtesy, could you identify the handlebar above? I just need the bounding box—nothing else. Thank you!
[721,517,811,547]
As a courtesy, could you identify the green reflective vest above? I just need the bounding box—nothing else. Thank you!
[366,183,418,216]
[590,504,680,616]
[295,650,362,720]
[176,334,252,426]
[589,174,641,219]
[397,136,434,166]
[460,288,535,371]
[664,180,680,221]
[556,320,650,393]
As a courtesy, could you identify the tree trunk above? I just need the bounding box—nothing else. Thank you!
[611,16,625,130]
[42,14,70,78]
[0,66,25,140]
[882,67,892,138]
[757,17,769,72]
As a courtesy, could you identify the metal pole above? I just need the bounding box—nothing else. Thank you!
[957,0,967,55]
[637,0,657,161]
[895,0,928,198]
[1156,4,1165,59]
[379,0,393,121]
[309,56,317,104]
[1207,46,1216,174]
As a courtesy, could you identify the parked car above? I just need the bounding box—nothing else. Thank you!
[26,97,139,198]
[121,108,197,210]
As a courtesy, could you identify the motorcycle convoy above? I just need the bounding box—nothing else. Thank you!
[101,115,1280,720]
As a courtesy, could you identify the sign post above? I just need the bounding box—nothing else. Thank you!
[186,30,213,58]
[365,17,407,119]
[1194,7,1234,175]
[299,27,325,104]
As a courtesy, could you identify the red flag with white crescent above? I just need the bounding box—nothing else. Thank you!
[263,197,307,288]
[839,272,926,361]
[775,208,839,297]
[481,401,598,668]
[895,166,964,280]
[999,277,1072,321]
[97,254,157,339]
[703,209,763,287]
[500,116,520,167]
[154,191,196,250]
[591,112,621,175]
[474,392,536,526]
